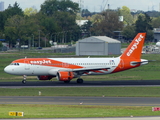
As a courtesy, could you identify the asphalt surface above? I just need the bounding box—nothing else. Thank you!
[1,80,160,87]
[0,80,160,106]
[0,96,160,106]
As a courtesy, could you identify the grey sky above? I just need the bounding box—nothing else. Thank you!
[4,0,160,12]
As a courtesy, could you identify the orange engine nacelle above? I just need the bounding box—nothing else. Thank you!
[37,75,54,80]
[57,71,74,81]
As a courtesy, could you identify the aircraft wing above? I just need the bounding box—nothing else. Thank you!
[58,66,112,73]
[71,67,111,72]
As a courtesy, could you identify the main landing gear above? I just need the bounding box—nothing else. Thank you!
[22,75,27,84]
[77,78,83,83]
[63,78,84,84]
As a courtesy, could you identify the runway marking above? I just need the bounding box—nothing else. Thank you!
[80,99,95,100]
[59,99,75,100]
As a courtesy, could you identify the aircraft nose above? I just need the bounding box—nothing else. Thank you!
[4,66,13,74]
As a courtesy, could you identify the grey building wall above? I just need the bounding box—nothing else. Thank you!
[77,42,106,55]
[108,43,121,55]
[76,36,121,56]
[153,28,160,42]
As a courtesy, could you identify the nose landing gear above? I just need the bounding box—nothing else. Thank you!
[22,75,27,84]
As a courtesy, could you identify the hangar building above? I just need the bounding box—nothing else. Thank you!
[76,36,121,56]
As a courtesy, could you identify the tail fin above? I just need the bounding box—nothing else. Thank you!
[120,33,146,59]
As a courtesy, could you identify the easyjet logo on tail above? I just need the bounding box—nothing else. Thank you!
[126,34,144,56]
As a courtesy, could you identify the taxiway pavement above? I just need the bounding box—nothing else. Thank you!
[0,96,160,106]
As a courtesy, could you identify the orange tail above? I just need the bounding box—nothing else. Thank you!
[120,33,146,59]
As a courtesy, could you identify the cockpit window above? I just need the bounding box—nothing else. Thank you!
[10,63,19,66]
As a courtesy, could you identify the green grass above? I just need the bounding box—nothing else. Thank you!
[0,87,160,97]
[0,104,159,118]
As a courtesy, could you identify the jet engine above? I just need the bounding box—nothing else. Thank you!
[37,75,54,80]
[56,71,74,81]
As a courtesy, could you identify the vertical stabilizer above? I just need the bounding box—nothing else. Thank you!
[121,33,146,59]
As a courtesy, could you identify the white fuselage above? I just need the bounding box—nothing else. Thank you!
[4,57,121,76]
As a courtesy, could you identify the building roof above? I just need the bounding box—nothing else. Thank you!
[80,36,121,43]
[76,20,88,26]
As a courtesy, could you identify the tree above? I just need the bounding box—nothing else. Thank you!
[152,17,160,28]
[4,14,41,48]
[4,15,25,47]
[23,16,42,47]
[24,7,38,16]
[40,0,80,43]
[135,13,153,41]
[0,12,5,31]
[91,10,123,37]
[81,20,92,37]
[37,12,59,43]
[4,2,23,18]
[135,13,152,33]
[0,2,23,32]
[82,9,91,17]
[55,11,80,42]
[122,25,136,40]
[40,0,79,16]
[90,14,103,25]
[119,6,134,25]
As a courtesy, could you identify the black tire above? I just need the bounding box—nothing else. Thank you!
[77,79,83,83]
[22,80,26,84]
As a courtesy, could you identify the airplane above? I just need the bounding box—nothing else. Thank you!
[4,33,148,84]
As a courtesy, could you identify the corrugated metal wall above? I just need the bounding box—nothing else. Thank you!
[77,42,105,55]
[108,43,121,55]
[76,37,121,56]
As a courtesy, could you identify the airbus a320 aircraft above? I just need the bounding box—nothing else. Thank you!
[4,33,148,84]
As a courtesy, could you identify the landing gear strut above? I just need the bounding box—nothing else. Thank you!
[22,75,27,84]
[77,78,83,83]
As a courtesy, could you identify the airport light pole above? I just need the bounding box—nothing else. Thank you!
[64,31,69,44]
[56,32,61,43]
[51,33,55,41]
[32,34,34,48]
[38,30,41,48]
[69,30,72,44]
[45,33,50,47]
